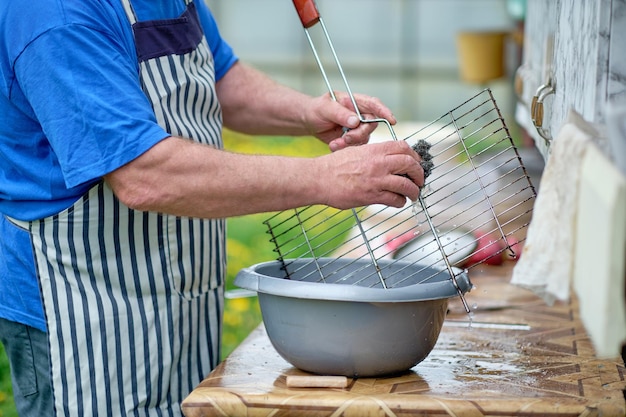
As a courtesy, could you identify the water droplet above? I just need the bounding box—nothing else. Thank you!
[467,312,474,329]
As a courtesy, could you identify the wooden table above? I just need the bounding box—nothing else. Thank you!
[182,263,626,417]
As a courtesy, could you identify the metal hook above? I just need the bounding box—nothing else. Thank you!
[530,79,556,145]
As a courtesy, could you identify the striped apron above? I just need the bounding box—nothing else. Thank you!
[12,1,226,415]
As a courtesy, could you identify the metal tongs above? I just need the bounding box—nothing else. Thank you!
[290,0,471,310]
[292,0,398,138]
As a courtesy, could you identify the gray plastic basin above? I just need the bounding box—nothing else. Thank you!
[235,257,471,377]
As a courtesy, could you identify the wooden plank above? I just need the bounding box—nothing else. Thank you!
[182,264,626,417]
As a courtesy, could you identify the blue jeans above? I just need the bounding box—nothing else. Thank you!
[0,318,52,417]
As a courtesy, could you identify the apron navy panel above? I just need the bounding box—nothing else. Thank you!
[132,2,203,63]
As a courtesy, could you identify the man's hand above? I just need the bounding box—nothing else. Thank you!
[316,140,424,209]
[306,92,397,151]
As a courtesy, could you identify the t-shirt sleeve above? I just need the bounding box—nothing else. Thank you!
[195,1,239,81]
[14,23,169,189]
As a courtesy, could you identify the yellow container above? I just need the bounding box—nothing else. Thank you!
[456,31,508,84]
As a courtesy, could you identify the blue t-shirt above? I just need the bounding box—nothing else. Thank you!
[0,0,238,331]
[0,217,45,331]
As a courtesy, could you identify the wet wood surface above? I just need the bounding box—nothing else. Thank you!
[182,263,626,417]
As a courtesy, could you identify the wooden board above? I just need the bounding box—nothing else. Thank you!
[182,263,626,417]
[573,143,626,357]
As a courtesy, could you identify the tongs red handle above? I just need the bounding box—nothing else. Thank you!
[292,0,320,28]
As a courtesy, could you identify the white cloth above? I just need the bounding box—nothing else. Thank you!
[510,111,599,304]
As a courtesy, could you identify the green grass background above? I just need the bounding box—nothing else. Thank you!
[0,131,329,416]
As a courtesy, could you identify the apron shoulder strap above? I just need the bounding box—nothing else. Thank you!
[120,0,138,25]
[120,0,194,25]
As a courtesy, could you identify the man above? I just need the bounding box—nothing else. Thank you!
[0,0,424,415]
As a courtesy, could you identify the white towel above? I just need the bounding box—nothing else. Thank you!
[511,111,600,304]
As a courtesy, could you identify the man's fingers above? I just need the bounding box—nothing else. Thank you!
[336,93,397,125]
[397,158,425,188]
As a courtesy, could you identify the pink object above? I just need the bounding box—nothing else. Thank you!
[465,232,504,266]
[387,228,521,267]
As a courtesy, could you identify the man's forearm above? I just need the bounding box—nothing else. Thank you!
[104,135,423,219]
[104,136,326,218]
[216,62,315,136]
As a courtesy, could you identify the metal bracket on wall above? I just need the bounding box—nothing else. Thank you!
[530,33,556,147]
[530,78,555,146]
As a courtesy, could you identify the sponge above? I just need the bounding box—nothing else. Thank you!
[412,139,434,180]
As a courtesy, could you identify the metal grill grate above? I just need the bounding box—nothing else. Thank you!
[263,89,537,311]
